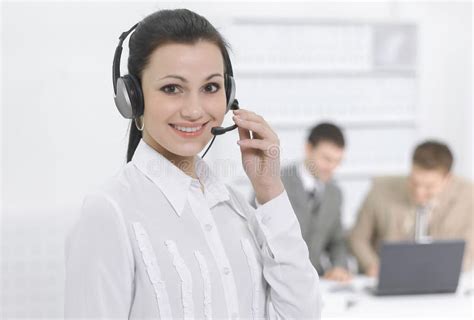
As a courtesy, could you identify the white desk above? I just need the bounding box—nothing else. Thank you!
[320,272,473,319]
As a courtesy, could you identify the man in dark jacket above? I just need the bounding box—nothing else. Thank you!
[253,122,352,282]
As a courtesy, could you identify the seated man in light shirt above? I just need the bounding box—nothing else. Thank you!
[253,123,352,282]
[350,140,474,277]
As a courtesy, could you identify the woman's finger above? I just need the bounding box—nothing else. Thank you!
[237,139,280,157]
[233,109,277,137]
[233,109,264,122]
[237,124,251,141]
[233,115,274,141]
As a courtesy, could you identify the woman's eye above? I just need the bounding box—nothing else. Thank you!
[204,83,220,93]
[160,84,180,94]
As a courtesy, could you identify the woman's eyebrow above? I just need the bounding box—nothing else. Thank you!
[157,75,186,82]
[156,73,223,82]
[204,73,223,81]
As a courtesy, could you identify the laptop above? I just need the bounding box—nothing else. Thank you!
[373,239,465,296]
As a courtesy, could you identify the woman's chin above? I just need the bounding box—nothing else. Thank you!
[166,143,207,159]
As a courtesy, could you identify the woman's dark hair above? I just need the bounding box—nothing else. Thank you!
[125,9,231,162]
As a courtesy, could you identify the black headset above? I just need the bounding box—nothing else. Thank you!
[112,22,240,148]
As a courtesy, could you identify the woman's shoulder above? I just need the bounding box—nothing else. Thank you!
[78,163,138,222]
[86,162,139,202]
[66,181,134,271]
[79,191,121,226]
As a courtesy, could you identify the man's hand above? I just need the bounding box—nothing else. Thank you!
[323,266,353,282]
[365,263,379,278]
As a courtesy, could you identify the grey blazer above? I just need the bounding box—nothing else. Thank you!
[280,163,348,275]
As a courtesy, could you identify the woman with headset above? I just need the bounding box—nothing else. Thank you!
[65,9,320,319]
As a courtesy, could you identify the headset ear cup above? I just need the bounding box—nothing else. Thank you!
[123,74,144,118]
[114,77,134,119]
[224,74,236,113]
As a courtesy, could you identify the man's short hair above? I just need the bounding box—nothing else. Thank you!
[412,140,453,173]
[307,122,345,148]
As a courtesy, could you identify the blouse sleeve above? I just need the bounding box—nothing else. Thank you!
[64,192,135,319]
[250,190,322,319]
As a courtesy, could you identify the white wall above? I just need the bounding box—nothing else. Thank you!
[401,1,473,179]
[2,1,471,211]
[1,1,472,317]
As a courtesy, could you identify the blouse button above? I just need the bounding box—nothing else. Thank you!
[223,267,231,275]
[205,223,213,232]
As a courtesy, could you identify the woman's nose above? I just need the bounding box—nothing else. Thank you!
[180,93,204,120]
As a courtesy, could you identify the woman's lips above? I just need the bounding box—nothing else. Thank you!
[169,122,209,138]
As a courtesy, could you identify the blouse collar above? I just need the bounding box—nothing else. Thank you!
[132,138,229,217]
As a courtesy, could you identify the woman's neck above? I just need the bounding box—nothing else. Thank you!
[142,135,198,179]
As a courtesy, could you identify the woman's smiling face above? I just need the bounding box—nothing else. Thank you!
[140,40,227,163]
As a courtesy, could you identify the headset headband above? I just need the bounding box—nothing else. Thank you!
[112,22,139,95]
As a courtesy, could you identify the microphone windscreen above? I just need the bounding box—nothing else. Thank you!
[211,126,225,135]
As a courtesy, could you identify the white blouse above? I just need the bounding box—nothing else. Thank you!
[65,138,321,319]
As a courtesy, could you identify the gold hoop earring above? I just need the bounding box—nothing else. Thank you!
[134,116,144,131]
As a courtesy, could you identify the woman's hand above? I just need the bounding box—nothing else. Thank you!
[232,108,284,204]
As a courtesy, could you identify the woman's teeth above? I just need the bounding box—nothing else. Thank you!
[171,124,203,132]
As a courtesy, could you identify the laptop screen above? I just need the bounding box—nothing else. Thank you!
[376,239,465,295]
